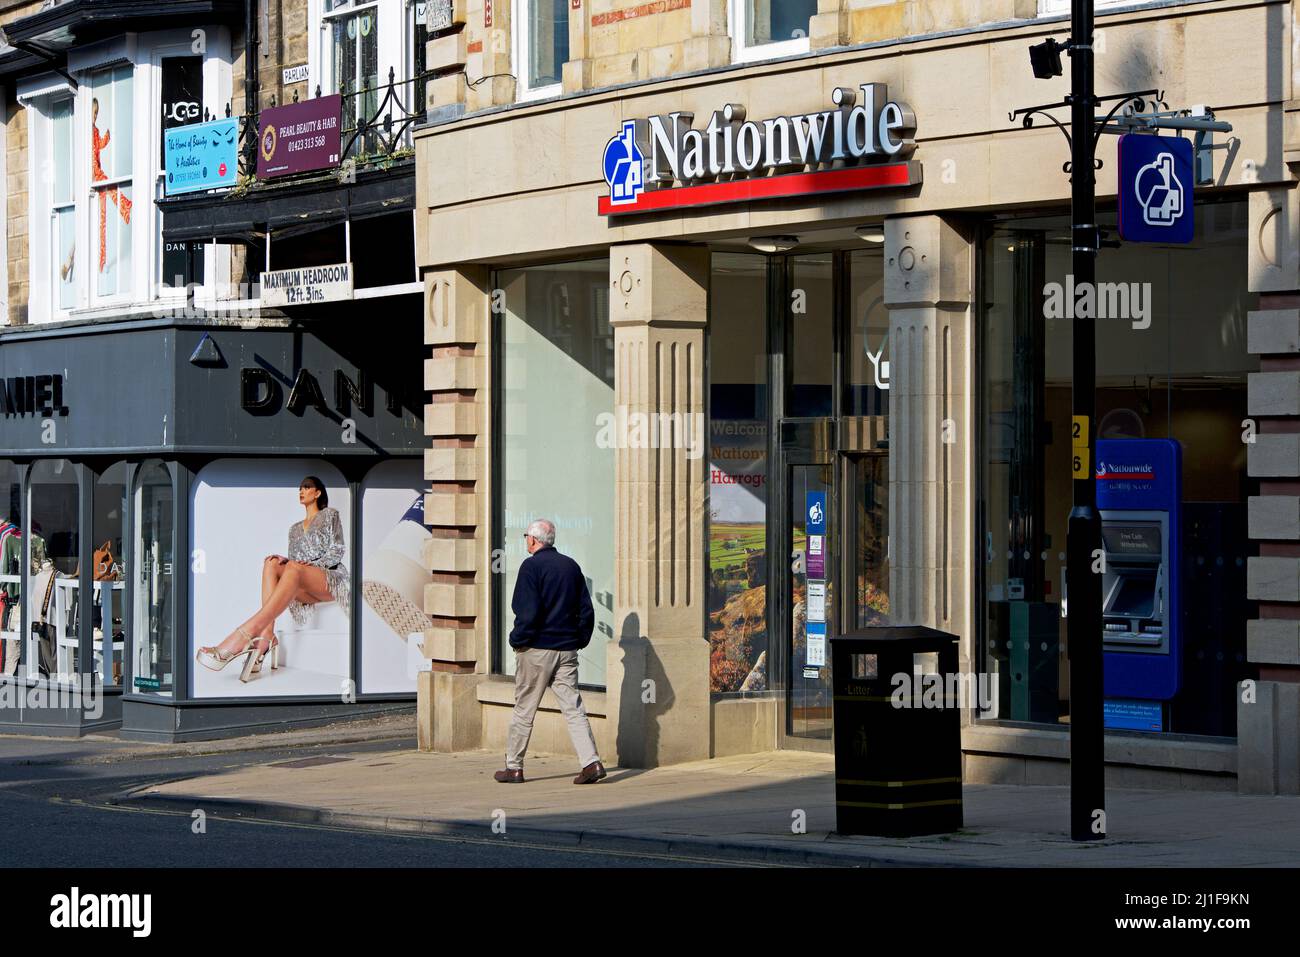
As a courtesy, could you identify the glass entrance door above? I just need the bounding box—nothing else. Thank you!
[787,454,835,742]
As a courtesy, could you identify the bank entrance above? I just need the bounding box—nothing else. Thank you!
[708,247,890,751]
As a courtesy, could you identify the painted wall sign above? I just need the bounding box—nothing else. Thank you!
[0,375,69,417]
[260,263,353,307]
[1118,134,1194,244]
[426,0,452,30]
[164,118,239,195]
[600,84,920,215]
[257,95,342,179]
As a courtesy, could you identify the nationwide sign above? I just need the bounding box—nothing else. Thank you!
[1117,133,1194,244]
[600,84,919,216]
[260,263,353,307]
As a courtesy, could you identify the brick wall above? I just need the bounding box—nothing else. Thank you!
[232,0,311,113]
[1,0,45,326]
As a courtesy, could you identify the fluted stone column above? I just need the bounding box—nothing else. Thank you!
[883,216,974,667]
[419,266,491,752]
[605,244,710,768]
[1242,180,1300,794]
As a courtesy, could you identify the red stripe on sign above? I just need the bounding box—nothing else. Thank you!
[598,163,916,216]
[1097,473,1155,479]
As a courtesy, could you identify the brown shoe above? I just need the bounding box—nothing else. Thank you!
[573,761,607,785]
[494,768,525,783]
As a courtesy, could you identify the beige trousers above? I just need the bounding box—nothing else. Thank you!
[507,647,600,771]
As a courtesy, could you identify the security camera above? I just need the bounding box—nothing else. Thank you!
[1029,38,1066,80]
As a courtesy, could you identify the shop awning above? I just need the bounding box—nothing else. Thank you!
[158,162,417,245]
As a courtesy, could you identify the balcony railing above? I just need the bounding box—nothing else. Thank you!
[195,67,428,189]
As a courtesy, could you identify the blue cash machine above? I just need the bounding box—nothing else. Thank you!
[1095,439,1182,732]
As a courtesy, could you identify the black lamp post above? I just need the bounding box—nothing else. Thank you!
[1064,0,1105,843]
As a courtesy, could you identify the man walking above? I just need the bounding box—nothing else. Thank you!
[495,519,606,785]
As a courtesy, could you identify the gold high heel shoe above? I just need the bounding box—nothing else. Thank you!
[196,627,256,673]
[240,632,281,683]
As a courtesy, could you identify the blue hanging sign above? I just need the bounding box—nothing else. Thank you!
[164,118,239,196]
[806,491,826,537]
[1117,134,1194,244]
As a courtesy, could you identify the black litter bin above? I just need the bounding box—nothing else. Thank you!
[831,625,963,836]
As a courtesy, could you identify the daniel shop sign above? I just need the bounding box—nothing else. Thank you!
[600,84,920,215]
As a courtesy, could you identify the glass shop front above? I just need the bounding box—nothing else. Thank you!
[0,307,428,740]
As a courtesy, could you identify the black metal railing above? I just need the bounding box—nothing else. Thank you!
[194,67,428,186]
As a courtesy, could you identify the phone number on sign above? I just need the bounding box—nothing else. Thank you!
[288,136,327,153]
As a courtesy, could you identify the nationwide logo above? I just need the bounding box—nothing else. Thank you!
[1135,151,1185,228]
[808,499,824,526]
[1096,461,1156,480]
[599,84,920,215]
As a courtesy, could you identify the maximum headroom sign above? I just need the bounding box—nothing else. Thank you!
[599,84,920,216]
[260,263,354,307]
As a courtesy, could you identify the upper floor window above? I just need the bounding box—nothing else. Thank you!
[1038,0,1149,12]
[23,29,231,323]
[730,0,814,63]
[514,0,568,101]
[311,0,424,154]
[49,96,76,312]
[89,66,135,301]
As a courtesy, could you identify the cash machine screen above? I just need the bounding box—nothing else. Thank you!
[1108,576,1156,618]
[1101,524,1162,558]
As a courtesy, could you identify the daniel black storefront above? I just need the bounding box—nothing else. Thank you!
[0,308,426,740]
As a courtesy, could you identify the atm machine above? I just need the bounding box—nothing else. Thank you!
[1095,438,1181,732]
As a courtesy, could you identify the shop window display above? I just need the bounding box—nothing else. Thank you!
[496,259,614,688]
[133,460,174,694]
[93,463,128,686]
[190,460,353,698]
[708,253,770,694]
[27,459,77,680]
[0,463,23,678]
[977,200,1258,735]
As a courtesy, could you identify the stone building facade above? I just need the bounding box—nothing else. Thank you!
[415,0,1300,793]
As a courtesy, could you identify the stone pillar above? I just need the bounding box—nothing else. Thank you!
[809,0,846,50]
[883,216,974,664]
[561,0,592,93]
[685,0,731,71]
[466,0,516,111]
[425,0,471,123]
[419,266,490,752]
[1242,180,1300,794]
[605,244,710,768]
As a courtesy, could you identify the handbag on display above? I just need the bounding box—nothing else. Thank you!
[31,564,58,677]
[93,541,120,582]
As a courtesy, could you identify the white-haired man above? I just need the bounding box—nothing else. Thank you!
[494,518,606,785]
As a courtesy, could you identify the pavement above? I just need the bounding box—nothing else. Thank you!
[0,710,415,766]
[121,745,1300,867]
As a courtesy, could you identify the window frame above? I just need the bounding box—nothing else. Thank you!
[1038,0,1160,13]
[513,0,568,103]
[23,29,233,324]
[728,0,813,65]
[149,35,232,304]
[86,62,138,308]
